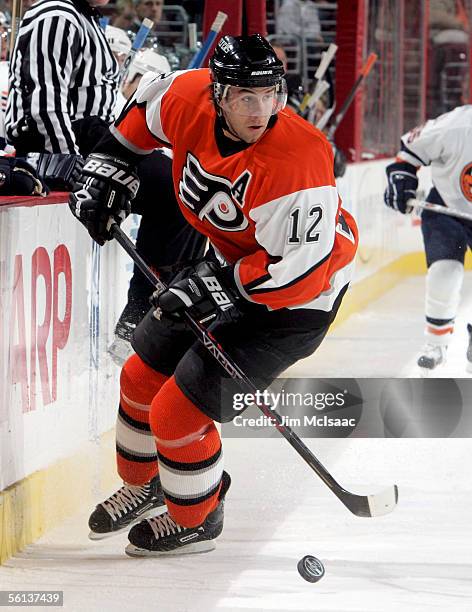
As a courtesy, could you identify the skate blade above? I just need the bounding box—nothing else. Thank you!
[88,505,167,541]
[418,366,432,378]
[107,340,133,367]
[125,539,216,557]
[417,358,446,378]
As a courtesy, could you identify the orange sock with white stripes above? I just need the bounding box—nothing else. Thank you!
[150,376,223,528]
[117,353,168,485]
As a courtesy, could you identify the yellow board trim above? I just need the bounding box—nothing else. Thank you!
[0,431,119,565]
[2,249,472,564]
[333,250,472,329]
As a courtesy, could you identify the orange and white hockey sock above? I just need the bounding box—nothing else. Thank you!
[150,376,223,528]
[117,353,168,485]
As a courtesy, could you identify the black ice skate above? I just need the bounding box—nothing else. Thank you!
[107,324,135,366]
[125,471,231,557]
[108,300,148,366]
[88,475,166,540]
[417,343,447,370]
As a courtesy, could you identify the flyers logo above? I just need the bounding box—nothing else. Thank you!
[460,163,472,202]
[179,153,251,232]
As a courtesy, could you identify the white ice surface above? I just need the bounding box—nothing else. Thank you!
[288,273,472,378]
[1,275,472,611]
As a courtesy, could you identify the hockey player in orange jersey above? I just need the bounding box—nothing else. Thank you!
[69,34,358,556]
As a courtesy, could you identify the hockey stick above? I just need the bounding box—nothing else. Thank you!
[408,198,472,222]
[111,223,398,518]
[88,240,100,441]
[9,0,23,58]
[188,22,198,52]
[187,11,227,69]
[298,43,338,116]
[321,52,378,136]
[99,17,110,30]
[118,18,154,85]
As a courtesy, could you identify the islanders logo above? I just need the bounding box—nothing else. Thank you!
[460,163,472,202]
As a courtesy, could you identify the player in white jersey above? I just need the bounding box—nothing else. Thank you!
[114,48,171,117]
[384,105,472,370]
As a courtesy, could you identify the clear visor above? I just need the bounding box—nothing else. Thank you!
[216,81,287,118]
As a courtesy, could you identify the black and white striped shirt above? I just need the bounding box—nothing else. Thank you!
[6,0,118,154]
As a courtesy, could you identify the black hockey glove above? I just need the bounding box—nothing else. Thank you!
[0,157,46,196]
[384,160,418,214]
[69,153,139,245]
[26,153,84,191]
[151,260,241,326]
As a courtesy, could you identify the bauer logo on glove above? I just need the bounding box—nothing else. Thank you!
[83,156,140,195]
[151,260,240,325]
[68,153,140,245]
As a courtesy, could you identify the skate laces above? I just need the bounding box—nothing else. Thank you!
[148,512,184,539]
[102,482,151,520]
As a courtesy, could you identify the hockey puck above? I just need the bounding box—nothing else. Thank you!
[297,555,325,583]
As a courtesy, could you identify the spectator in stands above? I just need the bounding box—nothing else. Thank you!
[112,0,137,31]
[276,0,323,41]
[132,0,164,31]
[127,0,181,67]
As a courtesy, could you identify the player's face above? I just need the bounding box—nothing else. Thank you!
[221,86,275,143]
[137,0,164,22]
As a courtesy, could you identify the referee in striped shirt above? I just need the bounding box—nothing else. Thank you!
[6,0,118,156]
[6,0,206,360]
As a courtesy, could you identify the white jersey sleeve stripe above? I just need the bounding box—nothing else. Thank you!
[134,71,187,146]
[109,122,156,154]
[246,185,338,292]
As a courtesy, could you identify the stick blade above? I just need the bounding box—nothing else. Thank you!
[367,484,399,517]
[340,485,398,518]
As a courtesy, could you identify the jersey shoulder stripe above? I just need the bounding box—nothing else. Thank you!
[114,69,211,151]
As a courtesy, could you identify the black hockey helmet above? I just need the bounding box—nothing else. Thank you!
[210,34,287,117]
[210,34,285,88]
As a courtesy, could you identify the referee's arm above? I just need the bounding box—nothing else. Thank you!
[14,16,81,153]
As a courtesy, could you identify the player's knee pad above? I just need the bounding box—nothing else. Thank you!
[120,353,169,416]
[150,376,218,448]
[426,259,463,321]
[150,376,223,527]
